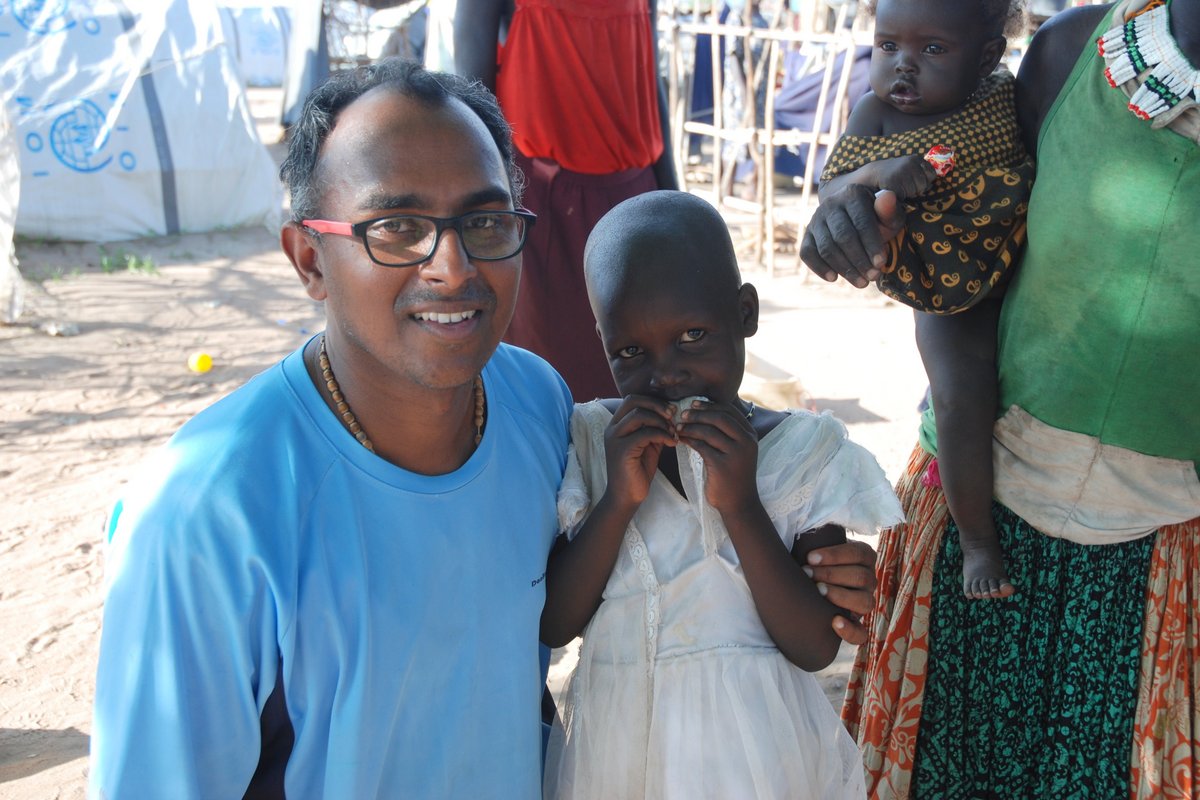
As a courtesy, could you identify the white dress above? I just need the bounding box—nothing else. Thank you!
[545,400,905,800]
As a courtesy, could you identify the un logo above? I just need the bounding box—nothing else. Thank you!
[50,100,113,173]
[13,0,76,35]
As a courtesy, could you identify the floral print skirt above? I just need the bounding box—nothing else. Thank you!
[843,445,1199,799]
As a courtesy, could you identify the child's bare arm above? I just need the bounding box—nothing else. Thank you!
[818,93,937,202]
[819,156,937,202]
[540,492,639,648]
[676,401,842,671]
[540,397,677,648]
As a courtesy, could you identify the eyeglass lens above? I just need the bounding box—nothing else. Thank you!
[363,212,527,266]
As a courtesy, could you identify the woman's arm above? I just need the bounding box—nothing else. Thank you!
[453,0,509,90]
[800,94,908,286]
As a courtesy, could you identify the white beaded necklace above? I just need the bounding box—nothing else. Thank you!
[1098,0,1200,121]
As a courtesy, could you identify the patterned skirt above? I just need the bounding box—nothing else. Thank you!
[843,445,1199,799]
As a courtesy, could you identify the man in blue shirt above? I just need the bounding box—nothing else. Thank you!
[91,59,879,798]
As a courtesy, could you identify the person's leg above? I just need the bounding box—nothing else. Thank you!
[280,0,328,130]
[915,306,1013,600]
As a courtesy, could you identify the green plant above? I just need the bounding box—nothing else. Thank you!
[98,247,158,275]
[28,264,80,282]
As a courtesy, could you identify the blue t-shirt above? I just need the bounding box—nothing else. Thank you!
[90,342,572,799]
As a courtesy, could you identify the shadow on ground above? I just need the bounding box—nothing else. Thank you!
[810,397,888,424]
[0,727,89,784]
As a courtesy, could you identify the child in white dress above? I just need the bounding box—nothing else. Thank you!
[541,191,904,799]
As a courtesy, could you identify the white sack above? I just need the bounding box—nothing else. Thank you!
[218,5,291,88]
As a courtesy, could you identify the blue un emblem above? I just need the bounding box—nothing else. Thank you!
[13,0,75,35]
[50,100,112,172]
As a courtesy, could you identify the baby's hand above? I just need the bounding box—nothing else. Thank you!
[873,155,938,200]
[675,398,759,515]
[603,396,678,508]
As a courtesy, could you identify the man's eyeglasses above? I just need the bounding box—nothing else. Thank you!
[302,209,537,268]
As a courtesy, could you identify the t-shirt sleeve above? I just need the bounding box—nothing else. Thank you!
[90,458,279,798]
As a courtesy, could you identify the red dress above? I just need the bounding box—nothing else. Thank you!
[495,0,664,400]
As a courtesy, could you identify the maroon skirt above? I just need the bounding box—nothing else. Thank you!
[505,152,658,402]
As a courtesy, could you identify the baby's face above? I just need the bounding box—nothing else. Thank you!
[869,0,994,116]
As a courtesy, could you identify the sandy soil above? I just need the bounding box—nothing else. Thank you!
[0,92,925,798]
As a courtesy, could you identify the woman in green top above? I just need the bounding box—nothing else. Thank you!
[805,0,1199,796]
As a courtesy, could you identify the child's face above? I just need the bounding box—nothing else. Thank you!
[870,0,995,116]
[594,268,756,406]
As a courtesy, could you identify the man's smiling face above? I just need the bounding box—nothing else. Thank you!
[305,87,521,391]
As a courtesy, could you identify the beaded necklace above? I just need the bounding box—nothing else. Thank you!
[318,334,485,453]
[1099,0,1200,121]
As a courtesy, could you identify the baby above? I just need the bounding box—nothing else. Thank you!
[815,0,1033,599]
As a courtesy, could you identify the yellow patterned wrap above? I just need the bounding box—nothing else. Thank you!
[822,72,1035,314]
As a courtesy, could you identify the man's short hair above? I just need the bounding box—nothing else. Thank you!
[280,58,523,222]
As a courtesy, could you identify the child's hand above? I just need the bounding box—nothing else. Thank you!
[675,399,759,515]
[603,396,678,508]
[873,155,938,200]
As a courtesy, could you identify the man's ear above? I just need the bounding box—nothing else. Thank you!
[738,283,760,338]
[281,221,327,302]
[979,36,1007,78]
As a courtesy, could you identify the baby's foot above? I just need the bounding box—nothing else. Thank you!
[959,534,1015,600]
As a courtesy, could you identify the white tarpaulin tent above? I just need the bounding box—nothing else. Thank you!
[0,0,282,242]
[0,104,22,323]
[217,4,291,87]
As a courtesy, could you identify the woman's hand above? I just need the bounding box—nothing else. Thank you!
[804,540,878,645]
[800,186,906,288]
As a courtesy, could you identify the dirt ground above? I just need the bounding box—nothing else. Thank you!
[0,92,925,798]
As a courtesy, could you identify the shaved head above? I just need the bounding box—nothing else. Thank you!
[584,191,742,319]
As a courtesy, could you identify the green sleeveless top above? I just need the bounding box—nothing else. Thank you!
[994,14,1199,468]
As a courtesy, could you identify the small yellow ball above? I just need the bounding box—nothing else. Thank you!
[188,352,213,373]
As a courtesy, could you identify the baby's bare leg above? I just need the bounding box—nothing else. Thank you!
[957,519,1014,599]
[914,306,1014,599]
